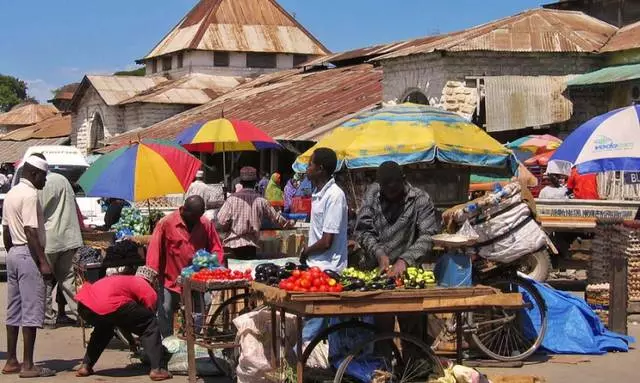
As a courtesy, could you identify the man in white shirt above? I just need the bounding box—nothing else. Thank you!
[185,170,225,221]
[539,173,569,200]
[300,148,348,344]
[1,154,55,378]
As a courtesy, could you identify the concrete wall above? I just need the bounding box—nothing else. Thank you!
[72,87,123,152]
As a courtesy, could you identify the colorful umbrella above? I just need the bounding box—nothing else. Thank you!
[78,140,201,201]
[524,150,556,167]
[293,103,517,174]
[506,134,562,161]
[176,118,280,152]
[551,105,640,174]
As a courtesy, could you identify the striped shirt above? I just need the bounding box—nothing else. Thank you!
[217,189,286,249]
[355,182,439,266]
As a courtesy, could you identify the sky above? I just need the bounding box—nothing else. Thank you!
[0,0,543,102]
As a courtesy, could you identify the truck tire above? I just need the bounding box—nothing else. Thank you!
[519,249,552,282]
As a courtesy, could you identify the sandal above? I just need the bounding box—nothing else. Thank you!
[19,367,56,378]
[2,364,21,375]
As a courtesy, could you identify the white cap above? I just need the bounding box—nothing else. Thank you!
[25,155,48,172]
[196,170,204,178]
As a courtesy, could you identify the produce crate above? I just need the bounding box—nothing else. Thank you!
[82,231,115,249]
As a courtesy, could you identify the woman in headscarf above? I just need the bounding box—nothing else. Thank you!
[264,172,284,207]
[283,174,301,213]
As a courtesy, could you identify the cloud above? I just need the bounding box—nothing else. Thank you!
[25,78,57,103]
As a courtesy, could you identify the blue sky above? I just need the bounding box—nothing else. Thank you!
[0,0,543,102]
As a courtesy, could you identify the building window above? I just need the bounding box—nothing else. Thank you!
[89,113,105,150]
[214,51,230,67]
[293,54,308,67]
[177,52,183,69]
[162,56,172,71]
[150,60,157,74]
[246,52,277,69]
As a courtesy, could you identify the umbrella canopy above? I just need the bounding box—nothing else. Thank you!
[293,103,517,174]
[471,162,538,190]
[551,105,640,174]
[524,150,555,167]
[506,134,562,161]
[78,140,201,201]
[176,118,280,152]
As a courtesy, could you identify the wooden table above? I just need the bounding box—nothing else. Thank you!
[253,282,524,383]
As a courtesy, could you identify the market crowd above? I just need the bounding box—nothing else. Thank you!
[2,148,441,380]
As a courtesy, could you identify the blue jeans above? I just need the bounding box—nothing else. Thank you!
[156,287,209,338]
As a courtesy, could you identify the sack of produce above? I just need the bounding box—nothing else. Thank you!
[469,202,532,243]
[161,336,224,376]
[475,219,547,264]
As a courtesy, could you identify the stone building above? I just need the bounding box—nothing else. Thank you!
[375,8,618,140]
[544,0,640,27]
[70,0,328,153]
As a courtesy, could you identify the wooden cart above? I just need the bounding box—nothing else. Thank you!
[181,278,257,382]
[253,282,524,383]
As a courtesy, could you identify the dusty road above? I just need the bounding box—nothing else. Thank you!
[1,281,637,382]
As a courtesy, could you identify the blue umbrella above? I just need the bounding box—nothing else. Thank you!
[550,105,640,174]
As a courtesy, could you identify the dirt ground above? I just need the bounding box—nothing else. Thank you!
[0,281,637,382]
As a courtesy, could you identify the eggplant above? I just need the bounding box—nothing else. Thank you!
[359,286,370,292]
[418,281,426,289]
[268,276,280,286]
[297,264,309,271]
[383,284,396,290]
[255,263,275,274]
[386,278,396,286]
[369,283,384,290]
[255,271,267,280]
[278,269,292,279]
[255,276,267,283]
[324,270,341,281]
[284,262,297,271]
[351,279,365,289]
[343,284,358,291]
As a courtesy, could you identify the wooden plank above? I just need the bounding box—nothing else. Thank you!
[609,257,628,335]
[422,293,523,311]
[628,301,640,315]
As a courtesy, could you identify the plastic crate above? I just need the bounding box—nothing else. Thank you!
[291,197,311,214]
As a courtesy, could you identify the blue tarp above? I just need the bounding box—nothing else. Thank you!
[525,278,635,354]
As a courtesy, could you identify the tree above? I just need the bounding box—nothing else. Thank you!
[0,74,28,112]
[114,67,145,76]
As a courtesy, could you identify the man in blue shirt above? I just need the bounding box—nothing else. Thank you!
[300,148,348,343]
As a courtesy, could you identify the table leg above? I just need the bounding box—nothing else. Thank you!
[455,312,463,365]
[183,280,197,383]
[280,309,287,373]
[296,315,304,383]
[271,307,279,370]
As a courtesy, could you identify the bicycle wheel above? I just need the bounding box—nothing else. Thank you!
[469,277,547,361]
[333,332,445,383]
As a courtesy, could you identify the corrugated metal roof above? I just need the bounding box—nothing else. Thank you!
[119,73,245,105]
[0,114,71,141]
[374,9,618,62]
[70,75,168,110]
[484,75,573,132]
[49,83,80,101]
[601,20,640,52]
[0,104,59,127]
[102,64,382,149]
[567,63,640,86]
[144,0,329,59]
[0,137,69,163]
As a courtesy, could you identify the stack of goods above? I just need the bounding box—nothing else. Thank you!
[586,283,610,324]
[590,222,615,284]
[618,223,640,304]
[104,240,140,262]
[180,249,221,279]
[112,207,164,237]
[442,182,547,264]
[75,246,102,266]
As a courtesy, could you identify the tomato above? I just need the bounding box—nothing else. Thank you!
[283,282,294,291]
[309,266,322,273]
[312,278,323,288]
[327,278,337,287]
[279,281,286,289]
[319,285,329,293]
[309,286,319,293]
[292,269,301,277]
[300,279,311,288]
[335,284,344,292]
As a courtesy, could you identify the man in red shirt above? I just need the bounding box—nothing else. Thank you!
[146,195,224,337]
[74,266,171,381]
[567,168,599,200]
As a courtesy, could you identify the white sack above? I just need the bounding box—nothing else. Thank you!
[471,203,532,243]
[476,219,547,264]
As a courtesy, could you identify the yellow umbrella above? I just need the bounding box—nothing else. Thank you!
[293,103,516,173]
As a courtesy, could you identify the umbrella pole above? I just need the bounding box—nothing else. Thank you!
[222,142,227,188]
[147,199,152,234]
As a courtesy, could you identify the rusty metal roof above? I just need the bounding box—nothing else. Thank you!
[102,64,382,149]
[0,104,59,127]
[0,114,71,141]
[375,9,618,62]
[601,20,640,52]
[144,0,329,60]
[70,75,168,110]
[119,73,245,105]
[484,75,573,132]
[49,83,80,102]
[0,137,69,163]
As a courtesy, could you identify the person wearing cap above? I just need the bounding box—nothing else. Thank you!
[185,169,225,222]
[2,154,55,378]
[217,167,295,260]
[74,266,171,381]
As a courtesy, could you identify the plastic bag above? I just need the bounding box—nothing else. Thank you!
[161,336,224,376]
[457,220,479,241]
[328,316,378,382]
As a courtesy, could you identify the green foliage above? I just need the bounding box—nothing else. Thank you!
[0,74,28,112]
[113,67,146,77]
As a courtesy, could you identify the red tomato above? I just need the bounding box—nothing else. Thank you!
[292,270,301,277]
[300,279,311,288]
[335,284,344,292]
[327,278,337,287]
[309,286,319,293]
[319,285,329,293]
[312,278,323,288]
[283,282,294,291]
[309,266,321,273]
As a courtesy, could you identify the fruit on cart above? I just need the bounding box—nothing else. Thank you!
[190,268,252,282]
[276,268,344,293]
[403,267,436,289]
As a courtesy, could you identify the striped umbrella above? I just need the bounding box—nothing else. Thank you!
[78,140,201,201]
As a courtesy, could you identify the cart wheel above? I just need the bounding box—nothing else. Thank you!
[333,332,445,383]
[468,277,547,361]
[300,320,380,365]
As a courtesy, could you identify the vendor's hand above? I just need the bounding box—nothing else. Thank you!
[283,220,296,229]
[299,246,308,265]
[387,259,407,278]
[39,261,53,280]
[377,253,390,274]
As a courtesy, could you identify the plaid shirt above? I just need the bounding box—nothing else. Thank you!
[217,189,286,249]
[355,182,440,266]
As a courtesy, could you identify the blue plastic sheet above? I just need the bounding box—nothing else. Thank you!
[328,316,381,382]
[524,278,635,354]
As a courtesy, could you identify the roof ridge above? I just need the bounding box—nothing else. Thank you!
[264,0,330,54]
[189,0,224,51]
